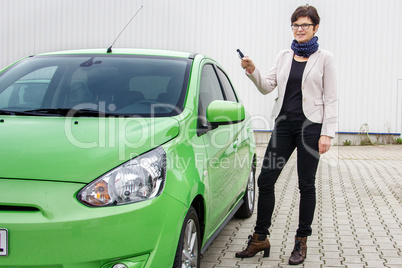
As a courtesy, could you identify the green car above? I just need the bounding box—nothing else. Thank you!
[0,49,256,268]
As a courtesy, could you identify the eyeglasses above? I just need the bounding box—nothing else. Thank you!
[291,24,315,30]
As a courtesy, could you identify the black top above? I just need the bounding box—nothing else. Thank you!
[279,59,307,121]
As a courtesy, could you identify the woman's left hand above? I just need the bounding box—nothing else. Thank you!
[319,135,332,155]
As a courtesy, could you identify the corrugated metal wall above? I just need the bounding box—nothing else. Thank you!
[1,0,401,134]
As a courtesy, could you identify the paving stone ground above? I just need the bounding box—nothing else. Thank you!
[201,145,402,268]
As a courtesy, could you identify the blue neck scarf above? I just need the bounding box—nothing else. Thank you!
[291,36,319,58]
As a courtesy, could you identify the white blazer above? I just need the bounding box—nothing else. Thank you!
[247,48,338,138]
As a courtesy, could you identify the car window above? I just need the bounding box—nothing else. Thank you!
[216,67,238,103]
[198,64,225,121]
[0,55,191,117]
[0,66,55,109]
[129,76,171,99]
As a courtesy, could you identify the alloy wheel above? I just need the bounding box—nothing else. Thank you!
[247,168,255,211]
[181,218,199,267]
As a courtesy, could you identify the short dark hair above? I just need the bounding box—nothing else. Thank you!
[291,4,320,25]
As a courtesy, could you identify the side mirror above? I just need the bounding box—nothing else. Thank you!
[206,100,245,125]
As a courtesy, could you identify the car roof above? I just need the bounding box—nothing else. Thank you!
[36,48,200,59]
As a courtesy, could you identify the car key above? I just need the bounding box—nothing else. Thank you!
[237,49,245,59]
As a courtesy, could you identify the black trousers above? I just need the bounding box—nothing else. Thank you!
[255,118,322,237]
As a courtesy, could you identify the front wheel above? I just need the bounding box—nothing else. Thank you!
[235,162,256,218]
[173,206,201,268]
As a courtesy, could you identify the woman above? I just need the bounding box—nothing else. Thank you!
[235,5,337,265]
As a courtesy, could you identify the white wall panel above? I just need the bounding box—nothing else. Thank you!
[1,0,401,134]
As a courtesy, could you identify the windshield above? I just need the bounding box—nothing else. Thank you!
[0,55,191,117]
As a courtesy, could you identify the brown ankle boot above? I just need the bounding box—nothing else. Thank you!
[235,233,271,258]
[289,236,307,265]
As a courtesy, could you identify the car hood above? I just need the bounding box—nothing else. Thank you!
[0,116,179,183]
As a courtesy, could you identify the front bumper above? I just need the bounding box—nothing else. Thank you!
[0,178,186,268]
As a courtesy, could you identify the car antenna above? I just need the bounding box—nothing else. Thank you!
[107,2,144,53]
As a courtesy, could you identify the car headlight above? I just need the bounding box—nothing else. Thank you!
[78,147,166,207]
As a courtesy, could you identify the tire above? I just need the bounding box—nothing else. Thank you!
[235,163,256,218]
[173,206,201,268]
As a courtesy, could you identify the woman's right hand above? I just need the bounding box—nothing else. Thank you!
[241,56,256,74]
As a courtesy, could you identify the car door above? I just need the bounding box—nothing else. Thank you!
[215,66,252,188]
[198,63,246,235]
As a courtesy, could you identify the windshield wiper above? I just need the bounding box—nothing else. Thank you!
[25,108,117,117]
[0,109,49,116]
[71,109,117,117]
[0,109,15,115]
[24,108,71,116]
